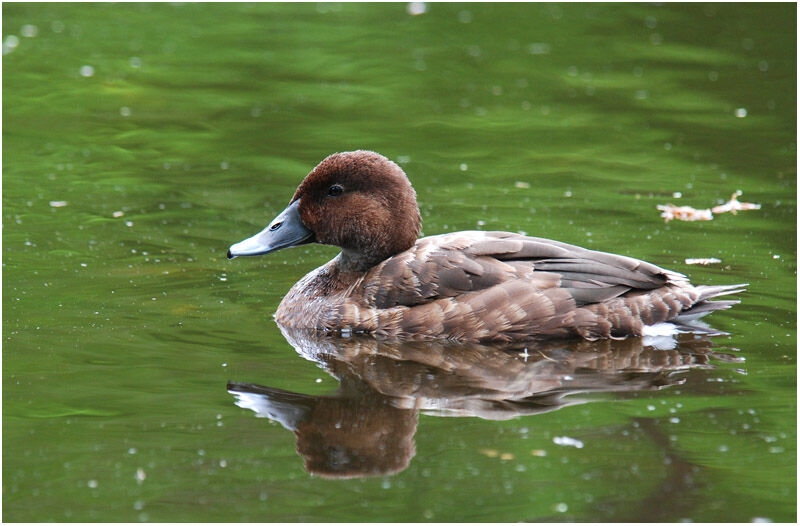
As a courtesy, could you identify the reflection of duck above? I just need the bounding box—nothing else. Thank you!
[228,327,742,478]
[229,381,417,479]
[227,150,745,341]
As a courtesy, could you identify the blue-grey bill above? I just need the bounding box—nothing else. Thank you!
[227,199,312,259]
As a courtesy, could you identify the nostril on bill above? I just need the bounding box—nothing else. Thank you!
[269,222,282,231]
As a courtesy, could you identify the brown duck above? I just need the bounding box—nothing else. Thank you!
[228,150,745,342]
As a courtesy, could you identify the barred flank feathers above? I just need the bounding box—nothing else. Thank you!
[276,231,746,342]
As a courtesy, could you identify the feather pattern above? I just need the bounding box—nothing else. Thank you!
[274,231,743,342]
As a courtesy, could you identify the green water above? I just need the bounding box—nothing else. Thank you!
[3,2,796,522]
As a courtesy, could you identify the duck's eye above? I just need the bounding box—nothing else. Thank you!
[327,184,343,197]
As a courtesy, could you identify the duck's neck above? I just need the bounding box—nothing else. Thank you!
[334,249,387,273]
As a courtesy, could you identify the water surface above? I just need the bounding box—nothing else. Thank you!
[3,3,796,522]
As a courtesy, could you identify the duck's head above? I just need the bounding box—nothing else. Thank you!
[228,150,422,271]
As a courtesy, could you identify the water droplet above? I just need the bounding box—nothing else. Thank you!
[527,42,550,55]
[406,2,426,15]
[553,436,584,448]
[21,25,38,38]
[3,35,20,55]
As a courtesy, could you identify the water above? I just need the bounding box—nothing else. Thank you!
[3,3,795,522]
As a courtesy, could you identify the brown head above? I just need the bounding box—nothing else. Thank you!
[228,151,422,271]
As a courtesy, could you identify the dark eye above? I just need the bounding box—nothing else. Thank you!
[327,184,343,197]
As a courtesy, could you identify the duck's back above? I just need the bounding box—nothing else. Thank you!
[277,231,742,342]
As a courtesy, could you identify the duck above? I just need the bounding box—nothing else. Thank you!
[227,150,745,342]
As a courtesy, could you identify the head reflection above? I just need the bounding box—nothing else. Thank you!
[229,381,416,479]
[228,326,740,479]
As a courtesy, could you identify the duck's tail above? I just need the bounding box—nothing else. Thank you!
[674,283,748,324]
[696,283,749,301]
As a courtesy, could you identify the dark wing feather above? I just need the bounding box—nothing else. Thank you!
[362,231,681,313]
[363,235,520,309]
[470,232,680,305]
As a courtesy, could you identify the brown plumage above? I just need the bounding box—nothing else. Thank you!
[228,150,746,342]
